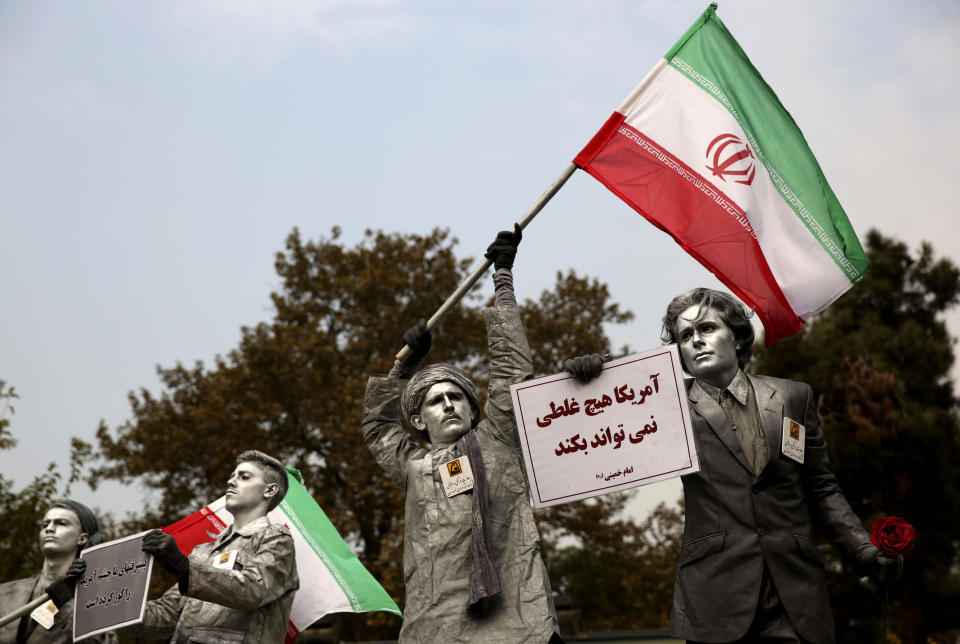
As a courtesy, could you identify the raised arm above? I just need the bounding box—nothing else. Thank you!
[481,226,534,446]
[361,320,431,487]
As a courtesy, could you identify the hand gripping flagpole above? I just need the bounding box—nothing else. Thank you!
[395,162,578,362]
[0,593,51,628]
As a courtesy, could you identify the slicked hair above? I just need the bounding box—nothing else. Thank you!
[661,288,755,373]
[237,450,289,512]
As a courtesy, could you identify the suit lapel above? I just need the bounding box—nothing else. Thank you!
[750,375,784,478]
[688,382,755,475]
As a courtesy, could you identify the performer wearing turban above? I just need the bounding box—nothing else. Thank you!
[362,227,561,643]
[0,500,116,643]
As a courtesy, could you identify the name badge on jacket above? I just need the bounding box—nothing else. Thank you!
[781,417,805,464]
[212,550,238,570]
[439,455,475,497]
[30,600,58,630]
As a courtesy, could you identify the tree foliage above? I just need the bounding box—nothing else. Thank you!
[539,497,682,632]
[89,227,649,638]
[753,230,960,643]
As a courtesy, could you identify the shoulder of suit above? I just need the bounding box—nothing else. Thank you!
[748,373,811,391]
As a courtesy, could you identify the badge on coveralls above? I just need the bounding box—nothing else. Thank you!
[439,456,475,497]
[212,550,238,570]
[30,599,58,630]
[781,417,805,464]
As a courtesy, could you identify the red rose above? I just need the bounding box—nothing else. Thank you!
[870,516,915,555]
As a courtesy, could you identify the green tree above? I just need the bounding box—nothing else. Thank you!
[539,497,682,632]
[90,227,639,639]
[753,230,960,643]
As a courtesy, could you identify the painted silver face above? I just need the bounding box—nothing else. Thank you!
[675,304,740,388]
[39,507,85,556]
[412,381,472,448]
[225,461,272,514]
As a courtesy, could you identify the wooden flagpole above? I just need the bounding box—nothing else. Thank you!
[395,162,578,361]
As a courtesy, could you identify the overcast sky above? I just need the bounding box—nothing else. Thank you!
[2,0,957,524]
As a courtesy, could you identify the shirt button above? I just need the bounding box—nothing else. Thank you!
[758,526,767,536]
[730,423,737,431]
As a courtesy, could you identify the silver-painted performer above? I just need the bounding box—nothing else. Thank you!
[566,288,903,644]
[123,450,299,644]
[362,227,561,643]
[0,500,117,644]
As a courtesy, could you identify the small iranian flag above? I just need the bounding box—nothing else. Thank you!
[163,467,401,643]
[574,2,868,343]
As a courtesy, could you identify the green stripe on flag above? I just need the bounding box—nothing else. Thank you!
[280,469,401,617]
[665,4,869,284]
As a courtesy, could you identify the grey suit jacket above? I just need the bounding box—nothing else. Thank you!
[669,374,869,644]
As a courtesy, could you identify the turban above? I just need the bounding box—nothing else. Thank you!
[401,363,481,429]
[51,499,106,550]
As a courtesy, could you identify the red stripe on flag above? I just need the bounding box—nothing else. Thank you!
[284,620,300,644]
[162,506,226,556]
[574,111,626,168]
[582,123,803,344]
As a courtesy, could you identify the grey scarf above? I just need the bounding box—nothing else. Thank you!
[456,430,501,614]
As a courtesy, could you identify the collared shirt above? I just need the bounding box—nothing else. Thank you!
[696,370,768,475]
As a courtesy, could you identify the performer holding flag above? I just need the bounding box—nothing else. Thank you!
[363,227,562,643]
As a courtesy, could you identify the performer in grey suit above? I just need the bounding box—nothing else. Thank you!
[566,288,901,644]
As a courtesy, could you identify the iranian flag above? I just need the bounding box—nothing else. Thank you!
[574,2,868,344]
[162,467,401,643]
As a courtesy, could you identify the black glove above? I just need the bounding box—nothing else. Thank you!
[564,354,605,383]
[401,319,432,368]
[45,558,85,608]
[856,543,903,588]
[484,224,523,271]
[142,529,190,587]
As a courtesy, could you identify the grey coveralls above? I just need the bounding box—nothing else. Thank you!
[0,575,117,644]
[126,516,298,644]
[363,302,559,643]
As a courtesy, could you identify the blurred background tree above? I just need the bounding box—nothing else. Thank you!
[753,230,960,644]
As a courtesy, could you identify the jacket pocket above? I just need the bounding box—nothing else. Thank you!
[677,532,726,567]
[793,534,823,564]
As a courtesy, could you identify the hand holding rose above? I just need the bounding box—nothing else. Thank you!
[856,516,914,588]
[870,516,915,555]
